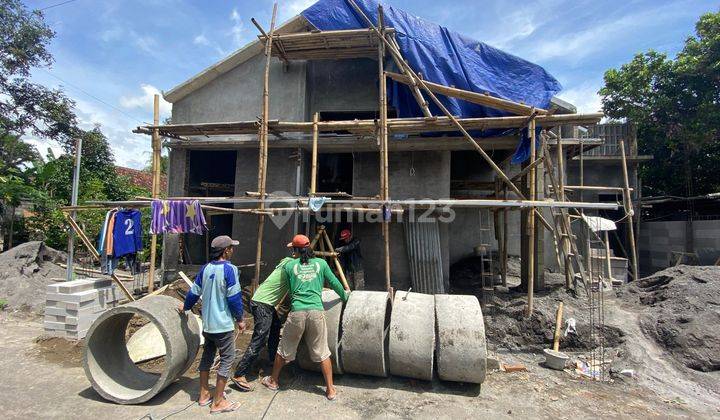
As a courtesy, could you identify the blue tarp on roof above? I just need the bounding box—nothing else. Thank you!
[301,0,562,163]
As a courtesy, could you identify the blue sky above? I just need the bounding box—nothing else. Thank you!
[24,0,718,168]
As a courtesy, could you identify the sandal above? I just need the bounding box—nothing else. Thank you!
[261,376,279,391]
[210,401,240,414]
[231,377,253,392]
[198,391,227,406]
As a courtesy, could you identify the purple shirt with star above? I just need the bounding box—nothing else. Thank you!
[151,199,207,235]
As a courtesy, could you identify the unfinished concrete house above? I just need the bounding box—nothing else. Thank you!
[148,0,629,297]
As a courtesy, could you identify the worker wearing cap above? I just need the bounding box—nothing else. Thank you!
[179,235,245,414]
[336,228,364,290]
[261,234,349,400]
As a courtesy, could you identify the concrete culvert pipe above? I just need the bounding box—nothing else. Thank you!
[388,291,435,380]
[297,290,345,374]
[340,290,391,377]
[434,294,487,384]
[83,295,201,404]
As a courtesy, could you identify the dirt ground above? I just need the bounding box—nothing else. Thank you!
[1,306,718,419]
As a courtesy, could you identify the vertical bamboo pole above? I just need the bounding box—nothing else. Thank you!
[378,5,391,291]
[556,127,571,289]
[502,185,509,287]
[604,230,613,283]
[147,94,160,293]
[310,112,319,195]
[253,3,278,291]
[619,139,639,282]
[526,117,536,315]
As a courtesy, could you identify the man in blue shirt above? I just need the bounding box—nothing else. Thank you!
[181,235,245,414]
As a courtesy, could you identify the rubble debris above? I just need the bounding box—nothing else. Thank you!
[622,265,720,372]
[0,242,67,314]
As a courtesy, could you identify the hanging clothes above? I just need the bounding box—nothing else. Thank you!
[151,199,207,235]
[112,209,143,275]
[100,209,117,275]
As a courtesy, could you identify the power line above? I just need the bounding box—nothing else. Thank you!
[39,0,79,11]
[41,69,150,125]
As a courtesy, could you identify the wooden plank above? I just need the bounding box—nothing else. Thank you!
[148,94,160,293]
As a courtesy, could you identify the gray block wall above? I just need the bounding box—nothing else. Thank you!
[639,219,720,274]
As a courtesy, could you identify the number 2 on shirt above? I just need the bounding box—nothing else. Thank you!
[124,218,134,235]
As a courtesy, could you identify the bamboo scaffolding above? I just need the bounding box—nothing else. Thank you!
[147,94,161,293]
[526,116,536,315]
[138,113,603,137]
[619,139,639,282]
[346,0,556,236]
[253,3,278,292]
[378,4,391,291]
[310,112,319,195]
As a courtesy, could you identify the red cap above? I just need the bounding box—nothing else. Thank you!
[340,229,352,240]
[287,234,310,248]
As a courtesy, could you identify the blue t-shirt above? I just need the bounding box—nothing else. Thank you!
[183,261,244,333]
[112,209,142,257]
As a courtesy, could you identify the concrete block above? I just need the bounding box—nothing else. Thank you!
[44,314,66,323]
[435,294,487,384]
[44,328,66,337]
[65,329,89,340]
[43,321,67,330]
[46,289,99,303]
[47,278,112,294]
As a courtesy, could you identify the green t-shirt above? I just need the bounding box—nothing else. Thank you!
[252,257,292,306]
[283,257,348,311]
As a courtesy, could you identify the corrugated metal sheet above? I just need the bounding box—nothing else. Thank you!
[404,219,445,294]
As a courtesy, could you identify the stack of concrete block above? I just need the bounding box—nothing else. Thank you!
[44,278,122,340]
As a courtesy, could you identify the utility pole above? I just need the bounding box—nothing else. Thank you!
[66,136,83,281]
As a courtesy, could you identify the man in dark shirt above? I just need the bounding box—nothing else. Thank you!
[335,229,364,290]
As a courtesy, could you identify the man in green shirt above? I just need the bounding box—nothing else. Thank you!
[231,257,292,391]
[262,234,348,400]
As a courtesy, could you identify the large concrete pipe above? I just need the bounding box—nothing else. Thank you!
[297,290,344,374]
[434,294,487,384]
[83,295,201,404]
[340,290,391,377]
[388,291,435,380]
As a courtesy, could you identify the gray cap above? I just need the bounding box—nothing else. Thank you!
[211,235,239,248]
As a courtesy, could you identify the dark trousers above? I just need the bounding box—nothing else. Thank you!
[233,300,282,377]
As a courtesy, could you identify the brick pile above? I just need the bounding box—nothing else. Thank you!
[44,278,121,340]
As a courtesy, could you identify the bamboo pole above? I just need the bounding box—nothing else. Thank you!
[378,5,391,291]
[604,230,613,283]
[385,71,548,116]
[619,139,639,282]
[63,213,134,301]
[310,112,319,195]
[526,117,536,315]
[346,1,553,233]
[253,3,278,292]
[321,229,350,290]
[148,94,161,293]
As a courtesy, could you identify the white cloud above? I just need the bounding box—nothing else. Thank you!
[230,8,245,46]
[527,2,696,64]
[193,33,210,46]
[555,81,603,114]
[285,0,315,18]
[119,84,172,118]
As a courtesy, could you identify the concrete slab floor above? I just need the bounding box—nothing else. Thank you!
[0,313,710,419]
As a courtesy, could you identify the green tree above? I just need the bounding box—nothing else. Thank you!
[0,0,78,149]
[599,11,720,197]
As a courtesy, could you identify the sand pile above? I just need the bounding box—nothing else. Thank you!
[621,265,720,372]
[0,242,67,314]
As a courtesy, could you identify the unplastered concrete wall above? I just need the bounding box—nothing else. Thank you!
[307,58,378,115]
[639,219,720,275]
[171,55,306,123]
[352,150,450,291]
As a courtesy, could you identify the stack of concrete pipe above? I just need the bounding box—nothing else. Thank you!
[296,290,487,384]
[83,291,485,404]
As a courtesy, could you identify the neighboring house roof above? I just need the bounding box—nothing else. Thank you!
[164,15,307,103]
[115,166,167,192]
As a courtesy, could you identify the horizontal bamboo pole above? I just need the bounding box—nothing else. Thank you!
[138,113,603,137]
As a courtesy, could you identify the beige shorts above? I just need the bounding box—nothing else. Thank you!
[277,310,331,363]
